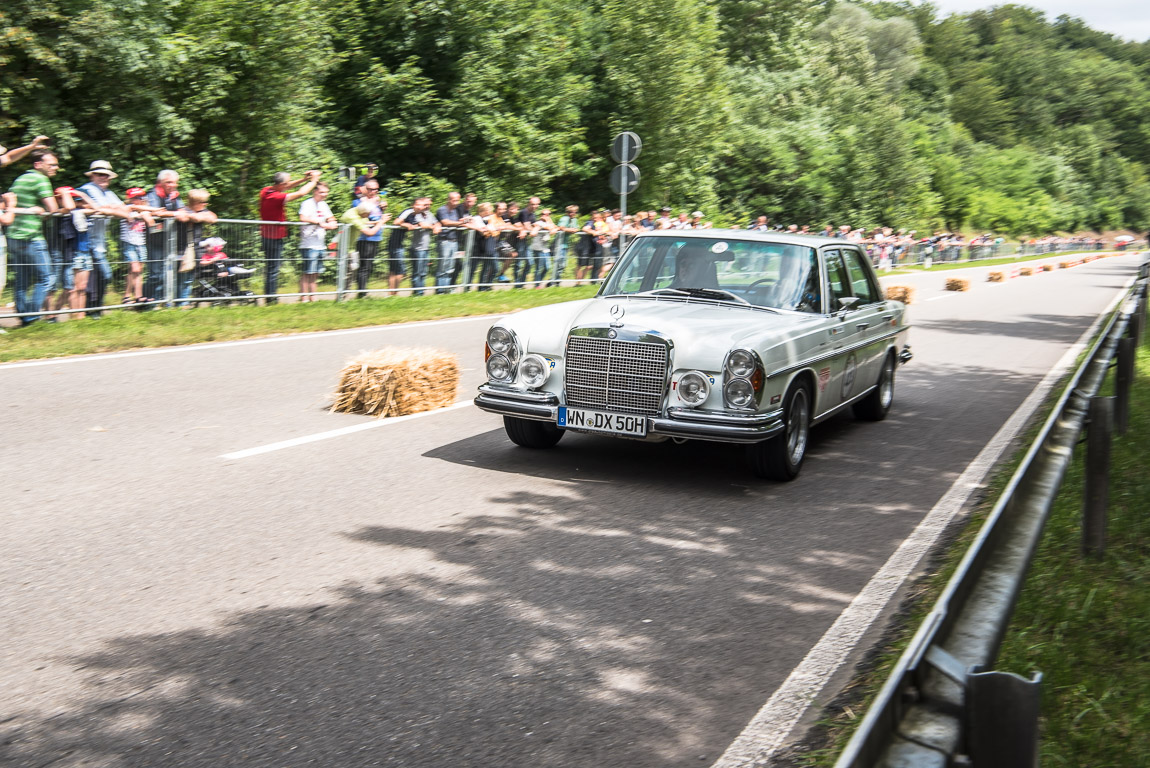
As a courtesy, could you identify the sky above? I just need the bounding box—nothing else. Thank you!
[923,0,1150,42]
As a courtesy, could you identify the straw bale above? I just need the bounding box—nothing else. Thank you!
[1059,261,1073,269]
[884,285,916,304]
[332,347,460,418]
[945,278,970,292]
[987,271,1005,282]
[1041,264,1054,272]
[1019,266,1034,276]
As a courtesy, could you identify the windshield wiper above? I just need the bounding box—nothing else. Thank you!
[680,287,751,305]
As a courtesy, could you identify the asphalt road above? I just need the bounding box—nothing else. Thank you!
[1,253,1143,767]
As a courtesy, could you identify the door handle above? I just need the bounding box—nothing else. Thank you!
[856,323,869,331]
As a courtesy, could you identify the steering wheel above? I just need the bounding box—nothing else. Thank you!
[746,278,776,291]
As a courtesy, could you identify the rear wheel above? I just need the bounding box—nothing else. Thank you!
[503,416,565,449]
[748,380,811,480]
[853,352,896,421]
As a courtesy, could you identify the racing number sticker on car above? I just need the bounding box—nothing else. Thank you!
[842,353,858,399]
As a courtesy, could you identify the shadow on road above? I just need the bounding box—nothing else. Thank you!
[912,313,1096,343]
[2,364,1040,768]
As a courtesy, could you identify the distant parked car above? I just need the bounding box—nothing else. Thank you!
[475,230,912,479]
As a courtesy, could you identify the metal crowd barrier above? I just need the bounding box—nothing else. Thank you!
[835,256,1150,767]
[1,214,605,322]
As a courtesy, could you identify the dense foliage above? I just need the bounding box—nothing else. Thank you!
[3,0,1149,234]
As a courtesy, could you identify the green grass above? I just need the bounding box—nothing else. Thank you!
[0,286,599,363]
[886,249,1115,275]
[794,333,1148,766]
[994,343,1150,765]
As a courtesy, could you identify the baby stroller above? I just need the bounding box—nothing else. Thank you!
[191,237,256,305]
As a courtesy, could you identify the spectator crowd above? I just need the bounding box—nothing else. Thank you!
[2,144,1141,327]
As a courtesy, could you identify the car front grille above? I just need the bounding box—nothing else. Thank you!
[565,335,668,416]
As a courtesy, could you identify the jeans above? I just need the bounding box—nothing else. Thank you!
[533,250,551,283]
[512,240,531,286]
[410,247,430,296]
[262,237,285,299]
[435,239,457,294]
[357,240,380,298]
[87,246,113,312]
[145,236,167,301]
[9,237,52,323]
[551,239,568,285]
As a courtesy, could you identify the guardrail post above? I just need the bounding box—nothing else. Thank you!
[1083,396,1113,558]
[164,218,176,308]
[1115,337,1134,435]
[335,223,349,302]
[966,669,1043,768]
[1136,292,1146,348]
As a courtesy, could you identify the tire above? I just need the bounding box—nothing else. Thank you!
[503,416,565,449]
[748,380,811,480]
[853,352,896,422]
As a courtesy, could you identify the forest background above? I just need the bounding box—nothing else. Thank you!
[2,0,1149,236]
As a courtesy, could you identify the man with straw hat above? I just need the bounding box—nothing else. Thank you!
[78,160,132,315]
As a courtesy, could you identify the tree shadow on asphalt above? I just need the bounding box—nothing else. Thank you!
[911,313,1097,343]
[2,365,1038,768]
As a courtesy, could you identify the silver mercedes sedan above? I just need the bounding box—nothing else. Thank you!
[475,230,912,479]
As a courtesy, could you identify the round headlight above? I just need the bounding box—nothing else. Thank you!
[486,353,513,382]
[726,349,756,378]
[724,378,756,408]
[487,327,514,354]
[518,354,549,389]
[679,371,711,407]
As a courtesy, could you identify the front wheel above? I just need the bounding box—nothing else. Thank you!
[853,352,895,421]
[748,380,811,480]
[503,416,565,449]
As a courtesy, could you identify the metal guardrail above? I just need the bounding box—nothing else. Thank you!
[835,256,1150,767]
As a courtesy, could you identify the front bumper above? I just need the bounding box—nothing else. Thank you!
[475,384,784,444]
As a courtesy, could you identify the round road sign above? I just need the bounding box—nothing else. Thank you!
[609,163,641,195]
[610,132,642,164]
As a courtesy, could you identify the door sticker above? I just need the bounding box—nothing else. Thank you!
[841,353,858,399]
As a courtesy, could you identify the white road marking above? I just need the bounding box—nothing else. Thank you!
[219,401,474,460]
[708,277,1133,768]
[925,294,957,302]
[0,315,499,371]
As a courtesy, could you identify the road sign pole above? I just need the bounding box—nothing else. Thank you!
[619,134,628,254]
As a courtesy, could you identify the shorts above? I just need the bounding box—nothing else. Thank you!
[72,250,94,272]
[300,247,325,274]
[387,247,406,276]
[122,243,146,262]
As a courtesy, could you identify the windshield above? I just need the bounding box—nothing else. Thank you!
[601,235,823,313]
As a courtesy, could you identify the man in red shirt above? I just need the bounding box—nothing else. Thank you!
[259,170,319,302]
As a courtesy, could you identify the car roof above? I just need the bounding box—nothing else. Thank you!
[632,229,846,248]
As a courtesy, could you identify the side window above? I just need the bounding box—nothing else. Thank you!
[824,250,852,310]
[842,249,881,304]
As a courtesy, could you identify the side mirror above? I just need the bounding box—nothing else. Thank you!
[837,296,860,314]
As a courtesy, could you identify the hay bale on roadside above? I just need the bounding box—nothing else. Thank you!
[332,347,459,418]
[884,285,916,304]
[945,278,970,292]
[987,271,1005,282]
[1041,264,1054,272]
[1020,266,1034,276]
[1059,261,1073,269]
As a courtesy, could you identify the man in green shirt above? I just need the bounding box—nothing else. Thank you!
[6,150,58,325]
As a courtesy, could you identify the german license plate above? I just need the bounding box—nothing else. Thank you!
[558,407,647,437]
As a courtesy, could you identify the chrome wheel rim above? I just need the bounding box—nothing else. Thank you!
[787,389,810,465]
[880,359,894,409]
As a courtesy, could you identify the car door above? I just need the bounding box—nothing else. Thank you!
[839,247,891,386]
[820,248,883,408]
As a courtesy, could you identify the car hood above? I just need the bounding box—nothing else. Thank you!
[500,296,821,368]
